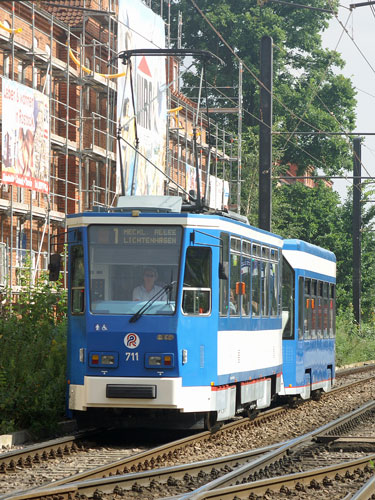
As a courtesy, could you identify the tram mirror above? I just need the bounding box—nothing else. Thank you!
[49,253,61,281]
[219,263,227,280]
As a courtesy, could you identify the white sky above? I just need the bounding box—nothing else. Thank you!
[321,0,375,200]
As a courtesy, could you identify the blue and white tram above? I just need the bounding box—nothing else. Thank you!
[280,239,336,401]
[64,196,284,429]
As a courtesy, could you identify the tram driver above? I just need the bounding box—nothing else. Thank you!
[132,267,167,302]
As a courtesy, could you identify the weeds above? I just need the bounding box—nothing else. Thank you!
[0,265,67,437]
[336,308,375,366]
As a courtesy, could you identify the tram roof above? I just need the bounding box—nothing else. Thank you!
[283,239,336,262]
[67,210,283,248]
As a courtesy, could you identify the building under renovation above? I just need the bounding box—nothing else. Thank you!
[0,0,243,292]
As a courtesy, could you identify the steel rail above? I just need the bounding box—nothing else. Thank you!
[173,400,375,499]
[336,362,375,378]
[5,397,375,500]
[351,475,375,500]
[0,430,98,472]
[187,455,375,499]
[0,406,288,498]
[0,363,371,474]
[1,373,374,498]
[1,442,285,500]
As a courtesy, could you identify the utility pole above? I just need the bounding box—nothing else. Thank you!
[353,137,361,325]
[259,35,273,231]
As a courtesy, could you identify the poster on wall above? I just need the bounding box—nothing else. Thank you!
[207,174,229,211]
[117,0,166,196]
[1,78,49,194]
[185,163,197,196]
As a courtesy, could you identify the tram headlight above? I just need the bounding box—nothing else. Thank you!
[148,356,162,366]
[89,352,118,368]
[146,353,175,368]
[101,355,115,365]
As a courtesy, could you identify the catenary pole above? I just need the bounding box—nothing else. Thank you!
[353,137,361,325]
[259,36,273,231]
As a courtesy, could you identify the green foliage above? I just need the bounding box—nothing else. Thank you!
[272,182,375,321]
[0,265,67,436]
[168,0,356,181]
[272,181,344,248]
[336,308,375,366]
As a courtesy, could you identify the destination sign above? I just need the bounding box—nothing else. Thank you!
[90,225,180,246]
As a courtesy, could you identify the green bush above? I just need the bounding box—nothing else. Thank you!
[0,268,67,436]
[336,308,375,366]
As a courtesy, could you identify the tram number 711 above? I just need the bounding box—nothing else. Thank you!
[125,352,139,362]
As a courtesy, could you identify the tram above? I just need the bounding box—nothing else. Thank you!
[280,239,336,401]
[60,195,285,429]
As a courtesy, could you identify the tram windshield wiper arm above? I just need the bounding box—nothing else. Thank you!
[129,281,176,323]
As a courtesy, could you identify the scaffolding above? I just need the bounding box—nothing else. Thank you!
[0,0,243,293]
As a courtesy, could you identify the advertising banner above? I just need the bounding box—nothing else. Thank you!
[2,78,49,193]
[208,174,229,210]
[117,0,166,196]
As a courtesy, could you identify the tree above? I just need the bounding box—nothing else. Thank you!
[166,0,357,213]
[272,181,344,248]
[272,181,375,320]
[335,190,375,321]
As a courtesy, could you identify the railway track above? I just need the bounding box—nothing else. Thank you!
[4,397,375,499]
[1,370,375,500]
[2,363,374,479]
[0,407,287,499]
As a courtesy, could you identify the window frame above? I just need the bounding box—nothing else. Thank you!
[181,245,212,316]
[70,244,85,315]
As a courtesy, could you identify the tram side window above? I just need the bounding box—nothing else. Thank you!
[182,247,211,315]
[282,257,294,339]
[304,279,311,339]
[329,284,336,338]
[323,282,329,338]
[315,281,324,339]
[219,232,229,316]
[71,245,85,314]
[298,277,304,339]
[270,250,278,317]
[230,248,241,316]
[241,251,251,316]
[311,280,317,339]
[261,260,270,316]
[252,258,261,316]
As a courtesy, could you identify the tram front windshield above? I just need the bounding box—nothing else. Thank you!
[88,225,182,315]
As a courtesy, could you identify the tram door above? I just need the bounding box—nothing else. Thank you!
[180,242,216,386]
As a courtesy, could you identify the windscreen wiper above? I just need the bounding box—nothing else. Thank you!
[129,281,176,323]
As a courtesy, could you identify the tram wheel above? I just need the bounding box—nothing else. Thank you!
[246,408,259,420]
[311,389,323,401]
[204,411,219,432]
[288,396,299,408]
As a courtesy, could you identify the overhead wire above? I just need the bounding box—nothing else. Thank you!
[261,4,366,193]
[275,8,351,150]
[118,0,355,186]
[189,0,327,135]
[327,0,375,76]
[325,0,375,191]
[199,77,334,174]
[188,0,361,187]
[314,92,372,181]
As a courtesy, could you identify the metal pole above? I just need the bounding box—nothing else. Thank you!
[10,185,13,297]
[353,137,361,325]
[237,61,243,214]
[259,36,273,231]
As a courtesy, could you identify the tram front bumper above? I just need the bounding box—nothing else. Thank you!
[69,376,213,412]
